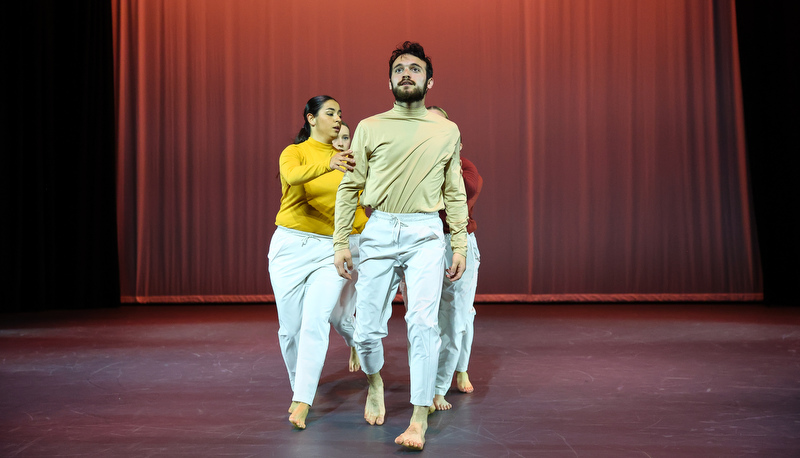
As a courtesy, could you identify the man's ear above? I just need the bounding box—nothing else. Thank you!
[426,78,434,90]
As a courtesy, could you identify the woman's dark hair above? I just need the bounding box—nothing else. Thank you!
[389,41,433,81]
[294,95,337,144]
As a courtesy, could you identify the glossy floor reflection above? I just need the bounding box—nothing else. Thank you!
[2,303,799,457]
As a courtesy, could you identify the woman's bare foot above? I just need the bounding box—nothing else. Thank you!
[364,372,385,425]
[289,402,310,429]
[456,371,474,393]
[394,405,429,450]
[288,401,299,413]
[349,346,361,372]
[432,394,452,410]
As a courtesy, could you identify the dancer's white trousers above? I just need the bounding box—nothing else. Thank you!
[353,211,445,406]
[268,226,359,406]
[331,236,360,347]
[436,232,480,395]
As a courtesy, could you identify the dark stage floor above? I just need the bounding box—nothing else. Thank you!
[2,303,799,457]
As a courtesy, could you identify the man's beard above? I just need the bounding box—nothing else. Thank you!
[392,81,427,103]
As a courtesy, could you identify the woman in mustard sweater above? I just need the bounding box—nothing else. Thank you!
[267,95,367,429]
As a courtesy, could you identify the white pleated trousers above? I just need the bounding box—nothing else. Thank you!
[436,232,480,395]
[267,226,358,406]
[455,305,476,373]
[353,211,445,406]
[330,235,360,347]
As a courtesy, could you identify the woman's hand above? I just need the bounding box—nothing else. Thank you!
[330,149,355,172]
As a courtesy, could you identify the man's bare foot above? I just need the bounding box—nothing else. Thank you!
[288,401,299,413]
[432,394,452,410]
[289,402,310,429]
[364,372,385,425]
[456,371,474,393]
[349,346,361,372]
[394,405,429,450]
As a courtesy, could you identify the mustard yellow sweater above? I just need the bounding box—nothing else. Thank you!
[275,137,367,235]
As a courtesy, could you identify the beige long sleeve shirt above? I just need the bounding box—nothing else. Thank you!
[334,103,468,256]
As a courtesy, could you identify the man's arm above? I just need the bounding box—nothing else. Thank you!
[333,166,361,280]
[333,124,369,278]
[442,136,469,281]
[442,138,469,257]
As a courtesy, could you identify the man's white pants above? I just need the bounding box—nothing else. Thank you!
[353,211,445,406]
[268,226,358,406]
[436,232,480,395]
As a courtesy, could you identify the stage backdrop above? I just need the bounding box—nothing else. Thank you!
[113,0,761,303]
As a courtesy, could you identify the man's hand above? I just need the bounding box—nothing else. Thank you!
[334,249,353,280]
[446,253,466,282]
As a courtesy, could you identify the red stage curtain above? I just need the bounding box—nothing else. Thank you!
[112,0,761,303]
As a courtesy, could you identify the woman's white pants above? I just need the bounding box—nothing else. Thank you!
[436,232,480,395]
[267,226,359,406]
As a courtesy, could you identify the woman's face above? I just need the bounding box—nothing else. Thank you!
[308,99,342,143]
[333,124,351,151]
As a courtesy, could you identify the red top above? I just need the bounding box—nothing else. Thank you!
[441,157,482,234]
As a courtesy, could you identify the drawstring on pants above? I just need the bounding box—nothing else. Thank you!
[301,234,319,247]
[389,215,408,244]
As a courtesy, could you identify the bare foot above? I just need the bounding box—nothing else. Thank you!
[432,394,452,410]
[394,405,429,450]
[364,373,385,425]
[288,401,299,413]
[456,371,474,393]
[289,402,309,429]
[349,346,361,372]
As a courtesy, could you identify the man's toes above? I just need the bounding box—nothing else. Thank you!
[395,436,423,450]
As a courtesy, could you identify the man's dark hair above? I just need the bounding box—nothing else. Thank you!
[388,41,433,81]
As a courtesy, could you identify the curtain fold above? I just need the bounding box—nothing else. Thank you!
[113,0,760,303]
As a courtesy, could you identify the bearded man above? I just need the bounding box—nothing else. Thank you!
[333,41,468,451]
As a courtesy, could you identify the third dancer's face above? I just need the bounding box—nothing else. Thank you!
[333,124,351,151]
